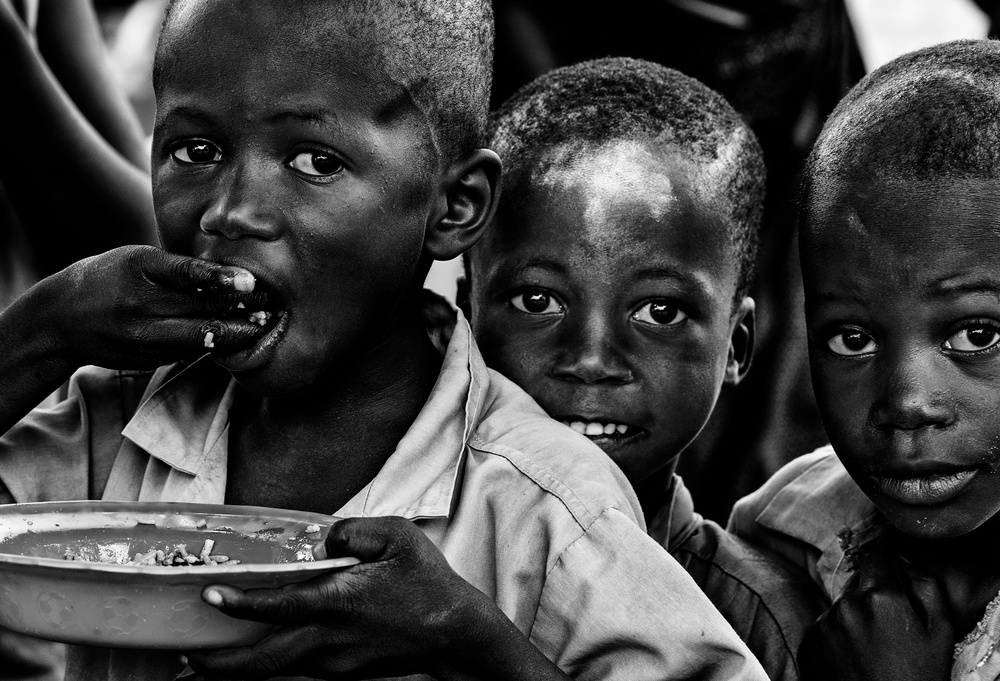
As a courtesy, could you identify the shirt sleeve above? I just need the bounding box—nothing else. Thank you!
[529,507,769,681]
[0,366,150,503]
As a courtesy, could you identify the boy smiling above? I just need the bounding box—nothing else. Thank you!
[730,39,1000,680]
[464,58,824,681]
[0,2,765,680]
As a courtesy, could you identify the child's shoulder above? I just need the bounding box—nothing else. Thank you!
[469,367,645,529]
[727,446,877,599]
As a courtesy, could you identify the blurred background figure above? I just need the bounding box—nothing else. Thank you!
[0,0,156,315]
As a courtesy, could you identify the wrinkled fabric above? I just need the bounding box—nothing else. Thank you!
[1,311,767,681]
[729,447,1000,681]
[648,476,824,681]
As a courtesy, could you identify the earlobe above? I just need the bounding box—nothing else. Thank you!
[424,149,502,261]
[725,297,755,386]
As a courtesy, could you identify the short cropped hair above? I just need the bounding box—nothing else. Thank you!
[802,39,1000,213]
[486,57,765,301]
[154,0,494,161]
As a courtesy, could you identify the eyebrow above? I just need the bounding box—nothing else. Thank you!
[631,266,714,298]
[265,107,336,126]
[930,277,1000,299]
[501,258,567,278]
[160,105,217,125]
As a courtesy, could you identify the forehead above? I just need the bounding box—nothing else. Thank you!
[157,0,396,103]
[477,139,737,291]
[802,176,1000,296]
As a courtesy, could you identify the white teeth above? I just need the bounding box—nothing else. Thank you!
[203,331,215,349]
[237,302,245,309]
[561,420,632,437]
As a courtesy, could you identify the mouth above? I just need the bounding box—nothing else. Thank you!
[556,416,646,445]
[869,466,979,506]
[201,271,291,372]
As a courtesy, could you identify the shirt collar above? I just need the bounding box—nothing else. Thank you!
[337,310,486,519]
[122,355,235,477]
[754,447,879,599]
[122,309,487,522]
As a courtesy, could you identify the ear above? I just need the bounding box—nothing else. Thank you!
[724,296,755,386]
[424,149,502,261]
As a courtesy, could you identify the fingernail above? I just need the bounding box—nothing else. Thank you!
[204,589,224,606]
[232,271,255,292]
[311,542,328,560]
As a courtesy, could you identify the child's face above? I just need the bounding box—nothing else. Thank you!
[151,0,438,396]
[803,176,1000,539]
[467,141,748,483]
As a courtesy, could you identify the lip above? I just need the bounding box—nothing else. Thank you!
[212,311,290,372]
[870,467,979,506]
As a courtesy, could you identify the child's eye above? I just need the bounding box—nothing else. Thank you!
[288,151,344,177]
[171,141,222,164]
[827,329,877,356]
[632,301,687,326]
[943,326,1000,353]
[509,291,562,315]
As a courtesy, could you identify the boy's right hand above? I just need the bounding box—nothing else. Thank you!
[44,246,271,370]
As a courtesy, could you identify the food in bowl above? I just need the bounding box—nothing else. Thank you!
[0,501,359,649]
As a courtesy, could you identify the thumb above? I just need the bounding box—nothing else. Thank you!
[313,517,408,562]
[139,247,256,293]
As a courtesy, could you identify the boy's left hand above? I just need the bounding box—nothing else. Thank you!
[798,545,955,681]
[184,516,500,680]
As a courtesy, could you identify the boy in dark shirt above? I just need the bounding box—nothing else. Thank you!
[729,39,1000,680]
[0,2,765,680]
[462,57,823,681]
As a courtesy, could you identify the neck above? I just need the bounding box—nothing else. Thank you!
[228,301,444,513]
[635,457,680,520]
[892,515,1000,633]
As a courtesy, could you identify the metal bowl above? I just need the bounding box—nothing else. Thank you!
[0,500,359,649]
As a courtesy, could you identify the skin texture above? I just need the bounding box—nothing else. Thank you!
[798,176,1000,679]
[466,139,754,486]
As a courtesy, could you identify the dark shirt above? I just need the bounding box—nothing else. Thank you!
[649,476,825,681]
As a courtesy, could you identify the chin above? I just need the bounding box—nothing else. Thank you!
[880,503,991,541]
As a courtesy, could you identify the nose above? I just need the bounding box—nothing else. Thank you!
[550,313,633,385]
[869,350,956,430]
[200,159,284,240]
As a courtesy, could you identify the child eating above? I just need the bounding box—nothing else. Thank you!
[462,57,824,681]
[729,39,1000,680]
[0,1,766,680]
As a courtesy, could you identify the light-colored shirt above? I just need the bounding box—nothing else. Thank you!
[728,446,1000,681]
[1,314,767,681]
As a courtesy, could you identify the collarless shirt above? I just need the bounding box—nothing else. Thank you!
[1,313,766,681]
[728,446,1000,681]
